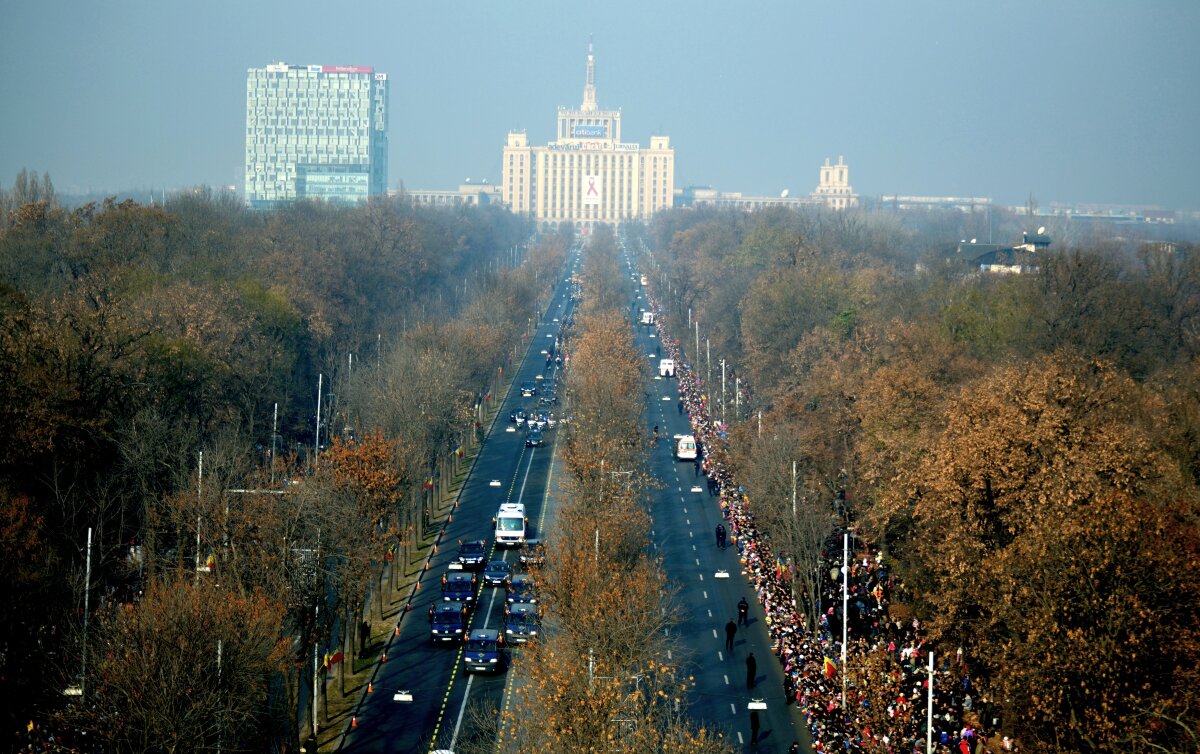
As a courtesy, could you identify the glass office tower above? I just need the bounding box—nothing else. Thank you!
[245,63,388,208]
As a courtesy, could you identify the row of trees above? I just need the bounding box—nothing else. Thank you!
[0,172,575,749]
[493,227,734,753]
[639,205,1200,753]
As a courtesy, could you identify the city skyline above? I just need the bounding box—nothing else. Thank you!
[2,0,1199,209]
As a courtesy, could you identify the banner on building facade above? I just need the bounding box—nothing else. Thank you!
[582,175,602,206]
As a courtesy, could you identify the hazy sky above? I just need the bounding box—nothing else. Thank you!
[2,0,1198,209]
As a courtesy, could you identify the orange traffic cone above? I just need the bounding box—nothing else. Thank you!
[394,624,401,636]
[368,682,374,693]
[380,652,387,663]
[351,716,358,728]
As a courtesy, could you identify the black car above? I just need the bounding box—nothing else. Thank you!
[455,540,487,570]
[509,406,529,424]
[519,381,538,398]
[525,428,544,448]
[429,600,469,644]
[504,602,540,644]
[442,571,478,606]
[506,573,538,606]
[519,538,546,569]
[482,559,513,588]
[463,628,506,674]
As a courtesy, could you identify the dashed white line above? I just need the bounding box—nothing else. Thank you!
[731,704,738,715]
[718,651,724,661]
[737,732,744,744]
[703,591,708,599]
[711,629,718,639]
[686,519,690,525]
[723,674,730,685]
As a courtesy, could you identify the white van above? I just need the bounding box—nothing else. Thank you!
[494,502,527,547]
[640,310,656,326]
[659,358,675,378]
[674,434,697,461]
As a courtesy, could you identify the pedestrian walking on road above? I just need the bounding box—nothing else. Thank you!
[694,455,701,476]
[746,651,757,688]
[725,619,737,652]
[750,708,761,744]
[716,524,727,549]
[738,597,750,626]
[678,397,683,415]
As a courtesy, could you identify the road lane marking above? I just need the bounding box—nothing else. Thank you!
[723,675,729,685]
[712,629,718,639]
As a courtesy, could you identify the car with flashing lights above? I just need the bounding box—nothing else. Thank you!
[441,571,478,606]
[519,381,538,398]
[519,538,546,568]
[453,539,487,571]
[504,602,540,644]
[463,628,506,674]
[506,573,538,606]
[429,600,469,644]
[482,559,513,588]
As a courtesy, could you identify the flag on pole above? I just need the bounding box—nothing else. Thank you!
[824,656,837,679]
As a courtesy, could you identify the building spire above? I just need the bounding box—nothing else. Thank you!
[581,36,597,112]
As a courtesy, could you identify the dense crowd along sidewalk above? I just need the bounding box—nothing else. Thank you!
[645,290,1015,754]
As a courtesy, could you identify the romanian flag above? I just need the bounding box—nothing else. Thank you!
[824,656,837,679]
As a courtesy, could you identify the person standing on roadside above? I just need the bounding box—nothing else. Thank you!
[746,651,757,688]
[738,596,750,626]
[725,619,737,652]
[716,523,727,549]
[750,708,761,744]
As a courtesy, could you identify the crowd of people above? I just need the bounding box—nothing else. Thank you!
[647,293,1011,754]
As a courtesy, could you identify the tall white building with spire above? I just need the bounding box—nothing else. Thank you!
[501,42,674,229]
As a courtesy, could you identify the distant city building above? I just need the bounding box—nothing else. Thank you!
[688,187,819,211]
[398,182,501,208]
[812,156,858,210]
[501,42,674,229]
[881,195,992,213]
[684,156,858,212]
[245,63,388,209]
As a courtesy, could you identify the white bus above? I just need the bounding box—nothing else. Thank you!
[674,434,697,461]
[494,502,528,547]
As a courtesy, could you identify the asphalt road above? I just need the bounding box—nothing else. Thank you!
[339,250,581,754]
[626,253,807,753]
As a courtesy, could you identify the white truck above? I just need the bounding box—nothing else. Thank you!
[659,358,675,377]
[493,502,528,547]
[674,434,697,461]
